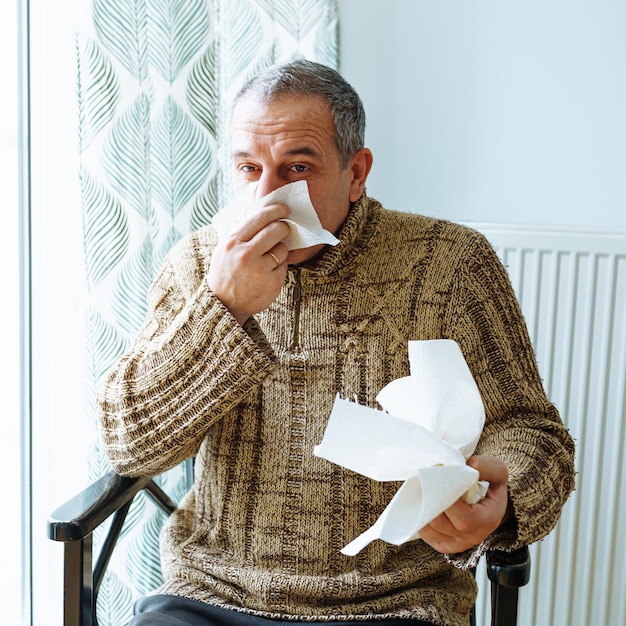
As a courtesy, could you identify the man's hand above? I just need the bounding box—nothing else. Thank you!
[208,203,291,325]
[418,455,512,554]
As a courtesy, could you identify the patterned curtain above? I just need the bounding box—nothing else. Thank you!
[75,1,338,623]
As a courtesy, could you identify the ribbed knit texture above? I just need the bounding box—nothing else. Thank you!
[98,196,575,626]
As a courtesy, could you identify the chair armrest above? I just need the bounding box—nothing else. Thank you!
[47,471,152,542]
[486,546,531,588]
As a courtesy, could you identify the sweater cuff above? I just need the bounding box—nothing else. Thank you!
[443,506,520,570]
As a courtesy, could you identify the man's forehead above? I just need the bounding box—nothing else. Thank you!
[231,92,330,126]
[230,141,324,162]
[230,96,335,160]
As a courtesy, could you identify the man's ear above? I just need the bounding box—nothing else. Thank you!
[348,148,374,203]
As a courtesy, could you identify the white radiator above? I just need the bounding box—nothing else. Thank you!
[469,224,626,626]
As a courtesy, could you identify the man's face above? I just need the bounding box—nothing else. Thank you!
[230,93,369,265]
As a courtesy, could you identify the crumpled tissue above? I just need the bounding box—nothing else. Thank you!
[314,339,489,556]
[211,180,339,250]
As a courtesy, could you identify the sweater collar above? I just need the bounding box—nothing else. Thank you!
[290,194,378,278]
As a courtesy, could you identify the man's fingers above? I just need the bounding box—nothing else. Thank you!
[266,242,288,269]
[419,456,512,554]
[424,510,458,536]
[252,219,291,254]
[207,202,292,325]
[234,203,290,243]
[436,499,475,534]
[467,455,508,485]
[419,513,465,554]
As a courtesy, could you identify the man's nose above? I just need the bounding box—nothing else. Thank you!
[255,170,284,200]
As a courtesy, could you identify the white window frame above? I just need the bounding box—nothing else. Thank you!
[24,1,93,625]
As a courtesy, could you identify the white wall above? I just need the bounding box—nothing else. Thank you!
[339,0,626,230]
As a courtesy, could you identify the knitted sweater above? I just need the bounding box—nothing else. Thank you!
[98,196,575,626]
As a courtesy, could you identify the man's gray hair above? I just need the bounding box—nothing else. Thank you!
[234,59,366,168]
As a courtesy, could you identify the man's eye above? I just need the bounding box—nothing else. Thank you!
[291,164,307,173]
[239,165,256,173]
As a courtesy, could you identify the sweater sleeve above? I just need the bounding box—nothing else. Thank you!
[97,234,277,477]
[444,229,576,568]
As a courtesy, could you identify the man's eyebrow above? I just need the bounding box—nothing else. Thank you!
[282,146,322,159]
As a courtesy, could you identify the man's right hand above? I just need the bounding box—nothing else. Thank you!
[207,202,291,325]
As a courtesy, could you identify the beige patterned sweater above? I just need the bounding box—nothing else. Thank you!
[98,196,575,626]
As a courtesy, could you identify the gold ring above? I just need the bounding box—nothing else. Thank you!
[269,252,280,268]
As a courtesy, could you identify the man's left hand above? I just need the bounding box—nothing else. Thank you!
[418,455,512,554]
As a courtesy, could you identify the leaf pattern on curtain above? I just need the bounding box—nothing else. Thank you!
[258,0,328,37]
[151,96,212,217]
[126,507,169,594]
[220,0,265,83]
[80,167,130,289]
[77,37,121,152]
[313,2,339,67]
[186,42,218,135]
[103,94,152,219]
[77,1,338,623]
[95,572,134,626]
[111,236,153,335]
[86,310,128,379]
[190,174,220,231]
[93,0,150,82]
[147,0,211,83]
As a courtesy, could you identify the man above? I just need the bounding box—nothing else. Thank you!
[98,60,575,626]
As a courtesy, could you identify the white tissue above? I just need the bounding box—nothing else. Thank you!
[211,180,339,250]
[313,339,489,555]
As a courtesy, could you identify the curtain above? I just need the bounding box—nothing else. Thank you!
[75,1,339,623]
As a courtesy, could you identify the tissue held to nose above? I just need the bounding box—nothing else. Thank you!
[212,180,339,251]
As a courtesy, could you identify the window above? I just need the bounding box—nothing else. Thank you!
[1,2,24,623]
[10,2,89,624]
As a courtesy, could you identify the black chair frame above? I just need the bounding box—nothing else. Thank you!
[48,471,530,626]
